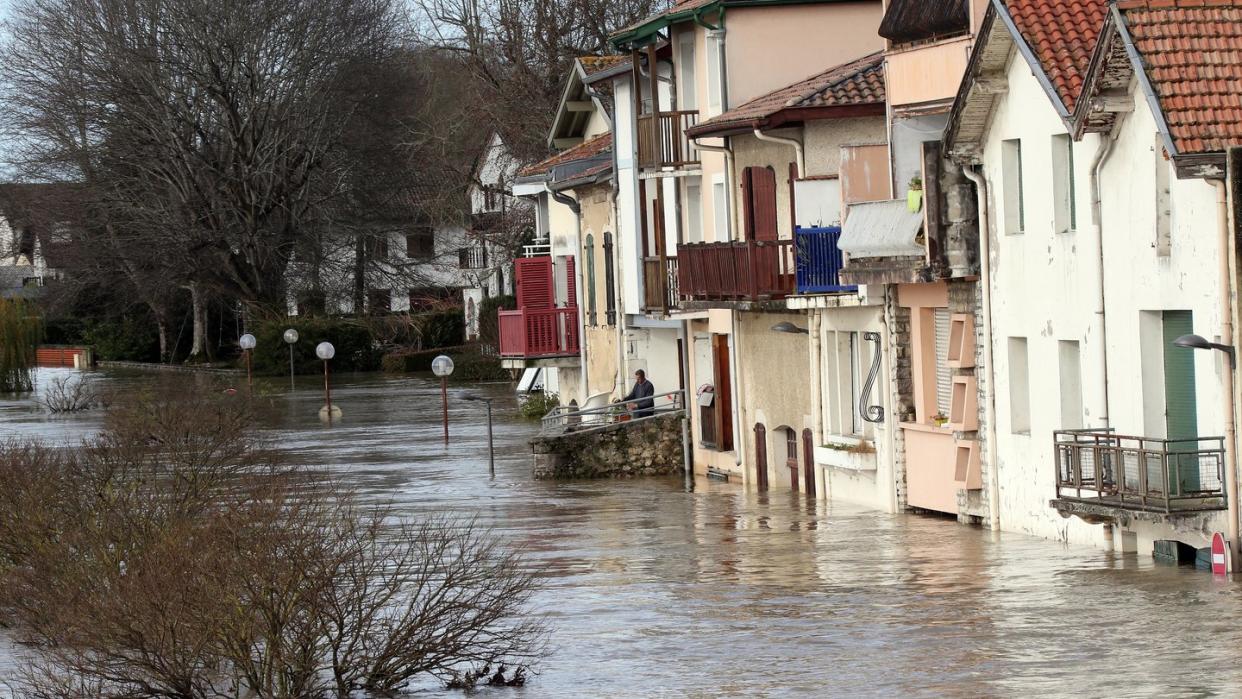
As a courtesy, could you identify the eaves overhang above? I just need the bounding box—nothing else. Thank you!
[610,0,860,50]
[686,103,886,139]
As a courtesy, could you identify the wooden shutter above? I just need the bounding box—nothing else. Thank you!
[754,422,768,491]
[741,167,755,240]
[788,162,799,234]
[802,428,816,497]
[713,334,734,451]
[564,256,577,308]
[515,257,553,309]
[752,166,779,241]
[1162,311,1199,492]
[934,308,952,414]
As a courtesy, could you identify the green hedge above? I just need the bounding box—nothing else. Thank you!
[249,317,381,375]
[380,344,510,382]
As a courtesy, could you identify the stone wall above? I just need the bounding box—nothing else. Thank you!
[885,288,913,509]
[531,412,686,480]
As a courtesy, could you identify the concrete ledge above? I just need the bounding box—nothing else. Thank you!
[531,412,685,480]
[500,356,581,370]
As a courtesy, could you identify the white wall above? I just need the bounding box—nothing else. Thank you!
[981,49,1227,549]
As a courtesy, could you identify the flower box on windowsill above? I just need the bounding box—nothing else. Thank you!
[814,436,877,472]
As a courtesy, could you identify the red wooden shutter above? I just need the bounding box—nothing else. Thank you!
[741,167,755,241]
[564,256,577,308]
[788,162,799,235]
[752,166,778,241]
[515,257,553,309]
[754,422,768,491]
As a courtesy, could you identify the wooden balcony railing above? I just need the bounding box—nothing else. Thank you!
[642,257,680,313]
[498,307,580,359]
[676,239,795,302]
[1053,430,1227,513]
[636,110,700,170]
[795,226,857,294]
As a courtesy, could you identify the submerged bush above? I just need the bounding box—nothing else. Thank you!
[0,298,41,392]
[0,387,547,697]
[519,391,560,421]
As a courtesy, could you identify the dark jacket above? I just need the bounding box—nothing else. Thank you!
[622,379,655,417]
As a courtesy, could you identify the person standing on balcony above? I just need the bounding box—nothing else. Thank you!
[619,370,655,418]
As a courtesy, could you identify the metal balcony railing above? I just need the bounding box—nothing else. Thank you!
[497,307,579,359]
[677,239,795,302]
[642,257,680,313]
[541,390,685,432]
[1053,429,1227,513]
[636,110,700,170]
[795,226,857,294]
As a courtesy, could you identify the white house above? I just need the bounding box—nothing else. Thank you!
[462,133,527,340]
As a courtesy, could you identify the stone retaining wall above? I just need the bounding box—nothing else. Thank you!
[531,412,685,480]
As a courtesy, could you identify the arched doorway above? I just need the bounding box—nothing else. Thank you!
[783,427,799,491]
[754,422,769,491]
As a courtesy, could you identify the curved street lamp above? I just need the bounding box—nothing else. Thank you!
[283,328,299,389]
[239,333,256,393]
[316,341,340,422]
[432,354,454,445]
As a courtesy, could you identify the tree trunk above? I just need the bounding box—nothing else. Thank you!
[157,316,168,364]
[188,283,208,360]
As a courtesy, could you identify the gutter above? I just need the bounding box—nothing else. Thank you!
[1211,178,1240,572]
[1089,135,1114,430]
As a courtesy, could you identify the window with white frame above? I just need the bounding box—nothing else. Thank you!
[712,175,729,241]
[1002,139,1024,235]
[1008,336,1031,434]
[686,177,703,243]
[679,33,697,110]
[1051,134,1077,234]
[823,330,881,439]
[706,32,722,115]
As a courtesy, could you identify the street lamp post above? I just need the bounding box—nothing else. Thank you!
[316,341,340,423]
[464,394,495,476]
[283,328,299,390]
[431,355,455,445]
[239,333,256,393]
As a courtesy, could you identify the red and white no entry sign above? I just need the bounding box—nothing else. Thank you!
[1211,532,1229,576]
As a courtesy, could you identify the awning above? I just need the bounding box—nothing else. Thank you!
[839,199,924,258]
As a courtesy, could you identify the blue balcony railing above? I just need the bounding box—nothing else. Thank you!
[795,226,856,294]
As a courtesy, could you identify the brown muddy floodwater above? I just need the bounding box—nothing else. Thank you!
[3,368,1242,698]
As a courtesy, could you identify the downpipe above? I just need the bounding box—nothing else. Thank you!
[961,165,1001,532]
[549,188,589,407]
[753,128,805,179]
[1090,135,1115,430]
[1212,178,1241,571]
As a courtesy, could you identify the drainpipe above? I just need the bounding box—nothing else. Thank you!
[679,319,694,489]
[1211,178,1240,571]
[961,165,1001,532]
[730,310,744,472]
[692,139,736,240]
[1089,135,1115,430]
[809,309,823,444]
[753,127,805,180]
[549,187,589,407]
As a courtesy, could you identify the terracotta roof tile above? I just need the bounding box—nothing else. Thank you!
[688,52,885,136]
[517,133,613,178]
[1118,0,1242,155]
[1002,0,1109,112]
[578,55,631,79]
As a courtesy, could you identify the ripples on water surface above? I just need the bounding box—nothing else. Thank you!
[2,368,1242,698]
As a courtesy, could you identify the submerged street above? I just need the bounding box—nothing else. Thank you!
[3,369,1242,697]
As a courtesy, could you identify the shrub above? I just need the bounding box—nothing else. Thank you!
[477,295,515,352]
[249,317,381,375]
[81,314,160,363]
[380,345,510,382]
[519,392,559,421]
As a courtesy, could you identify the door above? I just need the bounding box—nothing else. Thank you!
[785,428,799,491]
[802,428,816,497]
[1162,311,1199,492]
[712,334,734,451]
[754,422,769,491]
[741,166,778,242]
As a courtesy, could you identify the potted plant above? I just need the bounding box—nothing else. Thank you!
[907,175,924,213]
[932,411,949,428]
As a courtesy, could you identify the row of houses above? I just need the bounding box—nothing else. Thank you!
[500,0,1242,566]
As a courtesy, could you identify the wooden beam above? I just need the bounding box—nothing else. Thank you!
[566,100,595,112]
[1090,93,1134,114]
[552,137,583,149]
[975,74,1008,95]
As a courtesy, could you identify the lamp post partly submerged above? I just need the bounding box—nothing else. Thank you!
[463,393,495,476]
[316,341,341,422]
[432,354,454,445]
[283,328,299,390]
[239,333,256,393]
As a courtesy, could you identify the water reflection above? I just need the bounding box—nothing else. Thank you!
[2,369,1242,697]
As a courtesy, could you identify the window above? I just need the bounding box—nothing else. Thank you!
[1002,139,1024,235]
[686,178,703,243]
[367,288,391,314]
[712,176,729,240]
[1008,337,1031,434]
[1059,340,1083,429]
[1155,134,1172,256]
[366,234,390,260]
[603,233,616,325]
[679,33,697,110]
[1052,134,1077,233]
[459,245,486,269]
[824,330,881,439]
[706,31,722,115]
[933,309,953,417]
[406,228,435,259]
[584,234,597,326]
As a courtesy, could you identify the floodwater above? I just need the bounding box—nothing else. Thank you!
[4,368,1242,698]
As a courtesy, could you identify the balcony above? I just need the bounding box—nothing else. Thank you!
[498,308,580,360]
[642,257,680,314]
[1052,430,1227,517]
[636,110,700,171]
[677,239,795,305]
[794,226,857,295]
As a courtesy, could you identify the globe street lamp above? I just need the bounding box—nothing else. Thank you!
[463,393,495,476]
[432,354,454,445]
[238,333,257,393]
[283,328,299,389]
[316,341,341,422]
